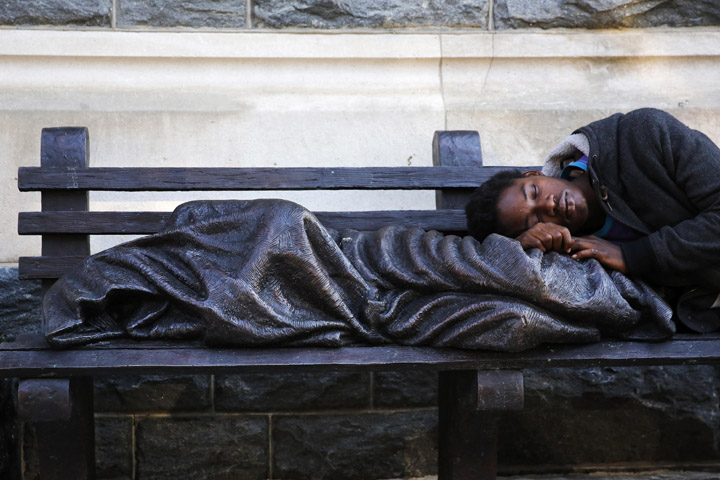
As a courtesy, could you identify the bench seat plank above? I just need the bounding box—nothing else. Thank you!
[2,336,719,377]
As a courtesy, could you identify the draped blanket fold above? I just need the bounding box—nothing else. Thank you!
[43,200,675,351]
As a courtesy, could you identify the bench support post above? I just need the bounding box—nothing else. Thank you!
[432,130,483,208]
[18,377,96,479]
[21,127,95,478]
[438,370,523,480]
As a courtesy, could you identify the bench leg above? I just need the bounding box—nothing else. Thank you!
[438,370,523,480]
[18,377,95,480]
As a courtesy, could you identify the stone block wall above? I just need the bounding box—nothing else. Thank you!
[2,0,720,30]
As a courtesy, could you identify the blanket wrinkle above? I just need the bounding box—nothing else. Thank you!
[43,199,675,350]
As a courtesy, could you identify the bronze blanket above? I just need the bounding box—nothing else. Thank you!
[43,200,675,350]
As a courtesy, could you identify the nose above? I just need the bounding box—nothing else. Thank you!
[541,194,558,217]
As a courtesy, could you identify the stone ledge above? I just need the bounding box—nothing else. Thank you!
[1,29,720,60]
[444,29,720,58]
[0,29,442,59]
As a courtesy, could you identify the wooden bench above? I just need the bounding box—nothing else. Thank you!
[3,127,720,480]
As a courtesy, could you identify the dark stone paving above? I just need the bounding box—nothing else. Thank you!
[135,415,268,479]
[502,473,720,480]
[273,411,436,480]
[403,472,720,480]
[500,366,720,465]
[95,416,133,479]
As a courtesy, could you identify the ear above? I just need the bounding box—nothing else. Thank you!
[522,170,544,177]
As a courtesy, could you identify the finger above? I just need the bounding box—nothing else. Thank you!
[524,230,553,252]
[534,225,565,252]
[526,237,547,253]
[560,228,573,253]
[572,248,600,260]
[570,236,594,251]
[516,233,546,252]
[550,228,564,252]
[538,223,573,253]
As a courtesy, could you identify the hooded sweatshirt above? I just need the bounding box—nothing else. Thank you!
[542,108,720,287]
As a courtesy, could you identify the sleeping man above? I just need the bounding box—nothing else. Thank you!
[465,108,720,332]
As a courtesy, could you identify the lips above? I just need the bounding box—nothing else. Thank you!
[562,190,575,220]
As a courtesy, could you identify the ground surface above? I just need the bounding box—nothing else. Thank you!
[400,472,720,480]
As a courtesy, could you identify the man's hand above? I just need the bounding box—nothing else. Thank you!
[515,222,573,253]
[571,235,627,273]
[516,226,628,274]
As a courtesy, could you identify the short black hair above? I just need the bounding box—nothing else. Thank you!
[465,169,525,241]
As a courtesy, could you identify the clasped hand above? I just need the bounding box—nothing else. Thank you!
[514,222,627,273]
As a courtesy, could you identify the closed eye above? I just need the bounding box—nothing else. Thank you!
[523,183,542,230]
[525,185,541,227]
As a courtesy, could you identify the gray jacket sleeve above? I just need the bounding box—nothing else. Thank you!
[617,110,720,278]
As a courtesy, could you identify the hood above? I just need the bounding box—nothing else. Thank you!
[541,132,590,178]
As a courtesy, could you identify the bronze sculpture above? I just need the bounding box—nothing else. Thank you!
[44,199,674,351]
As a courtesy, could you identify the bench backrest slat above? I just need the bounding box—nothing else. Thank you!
[19,210,468,235]
[17,209,469,279]
[18,166,524,191]
[19,256,87,280]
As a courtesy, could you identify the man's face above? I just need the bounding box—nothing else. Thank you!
[496,174,590,237]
